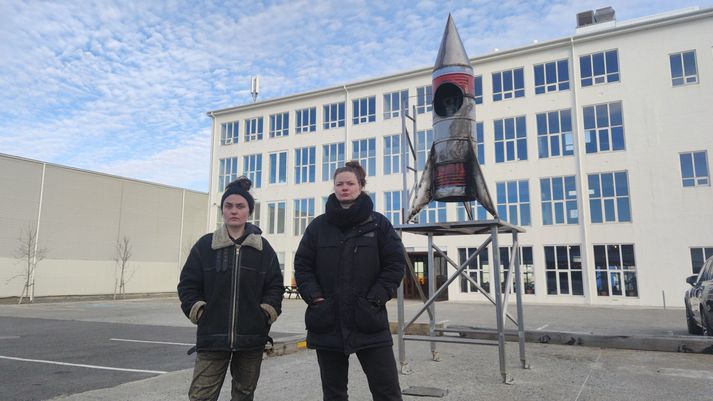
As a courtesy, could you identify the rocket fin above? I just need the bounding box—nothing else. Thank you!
[470,140,498,218]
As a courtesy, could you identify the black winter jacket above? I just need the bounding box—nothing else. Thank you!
[178,223,284,352]
[294,199,406,354]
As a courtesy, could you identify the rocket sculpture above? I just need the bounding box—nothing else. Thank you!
[408,15,498,222]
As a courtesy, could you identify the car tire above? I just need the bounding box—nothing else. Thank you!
[702,306,713,337]
[686,304,703,335]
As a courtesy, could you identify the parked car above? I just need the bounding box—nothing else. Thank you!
[684,256,713,335]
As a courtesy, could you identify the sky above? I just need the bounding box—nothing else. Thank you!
[1,0,711,192]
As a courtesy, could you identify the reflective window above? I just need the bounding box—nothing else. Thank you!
[323,102,345,129]
[322,143,345,182]
[295,107,316,134]
[680,151,709,187]
[269,112,289,138]
[293,198,315,236]
[494,116,527,163]
[496,179,530,226]
[384,191,403,225]
[352,96,376,125]
[541,176,578,225]
[269,151,287,185]
[499,247,535,294]
[294,146,316,184]
[537,109,573,158]
[492,67,525,101]
[218,157,238,191]
[534,59,570,94]
[244,117,263,142]
[690,247,713,275]
[459,247,490,293]
[588,171,631,223]
[266,201,286,234]
[474,75,483,104]
[247,202,260,227]
[419,201,447,223]
[416,85,433,114]
[220,121,239,145]
[383,134,401,175]
[352,138,376,176]
[583,101,624,153]
[416,129,433,171]
[474,122,485,165]
[593,244,637,297]
[544,245,583,295]
[456,201,489,221]
[580,49,619,87]
[243,154,262,188]
[383,90,408,120]
[670,50,698,86]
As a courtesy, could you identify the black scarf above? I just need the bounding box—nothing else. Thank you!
[325,193,373,229]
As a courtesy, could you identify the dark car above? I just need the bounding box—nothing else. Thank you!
[684,256,713,335]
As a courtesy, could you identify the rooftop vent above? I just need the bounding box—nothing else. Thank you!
[594,7,616,23]
[577,10,594,27]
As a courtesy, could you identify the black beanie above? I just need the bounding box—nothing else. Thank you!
[221,176,255,214]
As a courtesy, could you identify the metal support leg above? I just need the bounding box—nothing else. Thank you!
[397,280,411,374]
[427,233,439,361]
[491,224,511,383]
[513,232,529,369]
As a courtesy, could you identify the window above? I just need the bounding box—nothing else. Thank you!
[277,251,285,278]
[244,117,263,142]
[322,143,345,181]
[537,109,573,158]
[266,201,286,234]
[384,134,401,175]
[416,129,433,171]
[499,247,534,294]
[680,151,709,187]
[419,201,447,223]
[588,171,631,223]
[243,154,262,188]
[474,122,484,165]
[541,176,578,225]
[295,107,316,134]
[352,138,376,176]
[220,121,239,145]
[496,179,530,226]
[369,192,376,209]
[384,90,408,119]
[544,245,583,295]
[352,96,376,125]
[269,112,289,138]
[534,59,570,94]
[459,247,490,293]
[494,116,527,163]
[384,190,403,225]
[691,247,713,274]
[216,208,224,230]
[456,201,489,221]
[323,102,345,129]
[474,75,483,104]
[593,244,638,297]
[269,151,287,185]
[294,146,316,184]
[247,202,261,227]
[218,157,238,191]
[583,101,624,153]
[670,50,698,86]
[293,198,315,236]
[416,85,432,114]
[492,67,524,101]
[580,50,619,87]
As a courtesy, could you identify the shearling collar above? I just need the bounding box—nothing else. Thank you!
[211,223,263,251]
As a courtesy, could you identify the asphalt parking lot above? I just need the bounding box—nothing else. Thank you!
[1,297,712,401]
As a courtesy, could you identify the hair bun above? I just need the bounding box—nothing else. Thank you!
[345,160,361,169]
[227,176,252,191]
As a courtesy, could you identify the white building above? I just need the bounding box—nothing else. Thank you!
[207,7,713,307]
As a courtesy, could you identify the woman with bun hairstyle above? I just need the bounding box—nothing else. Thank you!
[295,161,406,401]
[178,176,284,401]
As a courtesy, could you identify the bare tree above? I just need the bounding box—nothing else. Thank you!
[114,236,133,300]
[8,223,47,304]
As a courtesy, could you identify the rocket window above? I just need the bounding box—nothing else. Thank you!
[433,83,463,117]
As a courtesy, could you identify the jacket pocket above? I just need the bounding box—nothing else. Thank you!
[354,296,388,334]
[305,298,336,334]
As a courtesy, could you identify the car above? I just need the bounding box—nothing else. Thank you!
[684,256,713,335]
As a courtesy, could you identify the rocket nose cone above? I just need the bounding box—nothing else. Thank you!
[434,14,471,70]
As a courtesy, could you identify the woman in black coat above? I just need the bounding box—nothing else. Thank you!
[295,161,406,401]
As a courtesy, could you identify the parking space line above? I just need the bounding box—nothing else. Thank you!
[0,336,20,340]
[0,355,167,374]
[535,324,549,331]
[110,338,194,346]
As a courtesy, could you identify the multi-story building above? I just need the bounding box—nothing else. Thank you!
[207,6,713,307]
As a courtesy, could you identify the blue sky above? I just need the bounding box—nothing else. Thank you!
[1,0,710,192]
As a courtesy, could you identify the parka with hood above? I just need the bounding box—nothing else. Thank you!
[178,223,284,352]
[294,193,406,354]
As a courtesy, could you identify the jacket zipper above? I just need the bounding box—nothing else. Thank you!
[230,246,242,349]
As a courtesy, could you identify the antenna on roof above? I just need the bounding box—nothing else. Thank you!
[250,76,260,103]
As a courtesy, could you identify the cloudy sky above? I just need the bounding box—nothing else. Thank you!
[1,0,710,192]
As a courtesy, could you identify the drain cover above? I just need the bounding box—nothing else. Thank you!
[402,386,448,397]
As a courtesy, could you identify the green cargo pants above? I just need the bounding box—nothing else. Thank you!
[188,350,264,401]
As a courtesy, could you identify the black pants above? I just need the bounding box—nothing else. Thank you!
[316,347,402,401]
[188,350,263,401]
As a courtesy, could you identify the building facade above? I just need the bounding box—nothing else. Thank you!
[207,7,713,307]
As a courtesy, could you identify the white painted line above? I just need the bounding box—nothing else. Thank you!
[535,324,549,331]
[110,338,194,346]
[0,336,20,340]
[0,355,166,374]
